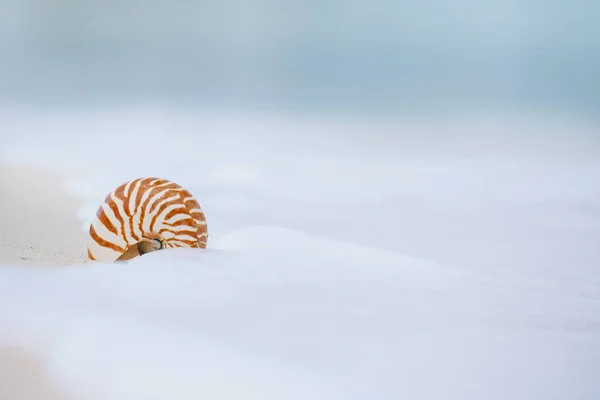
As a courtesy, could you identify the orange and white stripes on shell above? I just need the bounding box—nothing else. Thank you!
[87,177,208,262]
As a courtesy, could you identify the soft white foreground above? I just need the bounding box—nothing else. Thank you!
[0,108,599,399]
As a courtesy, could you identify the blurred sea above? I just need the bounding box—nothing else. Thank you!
[0,0,598,119]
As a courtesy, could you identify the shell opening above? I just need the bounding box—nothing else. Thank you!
[115,239,163,262]
[138,239,163,255]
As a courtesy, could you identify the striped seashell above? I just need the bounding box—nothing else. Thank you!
[87,177,208,262]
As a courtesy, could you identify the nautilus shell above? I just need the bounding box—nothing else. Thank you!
[87,177,208,262]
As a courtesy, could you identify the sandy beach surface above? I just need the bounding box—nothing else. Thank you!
[0,122,598,400]
[0,347,71,400]
[0,163,87,267]
[0,162,86,399]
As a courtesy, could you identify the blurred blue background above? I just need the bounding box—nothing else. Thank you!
[0,0,598,118]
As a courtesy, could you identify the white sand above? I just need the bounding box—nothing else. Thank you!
[0,163,88,267]
[0,163,87,399]
[0,347,71,400]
